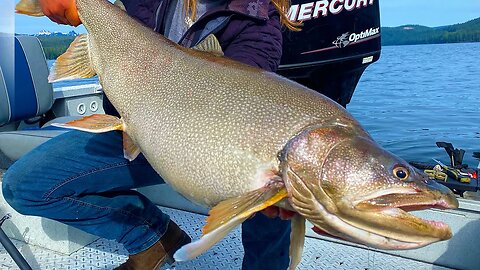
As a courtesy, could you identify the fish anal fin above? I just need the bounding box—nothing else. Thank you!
[289,215,306,270]
[52,114,124,133]
[49,34,96,83]
[174,180,288,261]
[123,132,141,161]
[16,0,44,17]
[192,34,224,57]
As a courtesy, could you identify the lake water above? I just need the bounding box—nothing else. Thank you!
[348,42,479,167]
[48,42,480,167]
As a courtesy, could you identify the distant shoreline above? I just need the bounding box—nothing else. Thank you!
[39,39,479,60]
[381,18,480,47]
[37,35,76,60]
[382,41,479,47]
[32,17,480,59]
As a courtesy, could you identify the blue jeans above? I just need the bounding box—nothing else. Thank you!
[2,130,290,269]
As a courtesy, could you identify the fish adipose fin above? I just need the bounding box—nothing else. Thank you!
[289,214,306,270]
[192,34,224,57]
[48,34,97,82]
[15,0,44,16]
[174,180,288,261]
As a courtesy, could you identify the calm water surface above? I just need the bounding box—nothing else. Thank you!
[348,42,480,166]
[48,42,480,167]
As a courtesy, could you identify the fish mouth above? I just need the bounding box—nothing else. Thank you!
[357,188,456,235]
[313,187,459,249]
[360,189,457,211]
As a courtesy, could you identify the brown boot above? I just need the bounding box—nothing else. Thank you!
[115,221,191,270]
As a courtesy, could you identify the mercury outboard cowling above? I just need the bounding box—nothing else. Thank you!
[278,0,381,107]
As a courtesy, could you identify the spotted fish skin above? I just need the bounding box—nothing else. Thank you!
[75,0,358,206]
[16,0,459,261]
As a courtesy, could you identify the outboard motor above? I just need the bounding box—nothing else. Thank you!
[278,0,381,107]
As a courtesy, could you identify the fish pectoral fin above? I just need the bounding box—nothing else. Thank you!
[174,211,246,262]
[173,181,288,261]
[204,181,288,235]
[289,215,306,270]
[123,132,141,161]
[16,0,44,16]
[52,114,124,133]
[192,34,224,57]
[48,34,96,83]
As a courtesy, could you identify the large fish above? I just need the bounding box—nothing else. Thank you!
[16,0,458,268]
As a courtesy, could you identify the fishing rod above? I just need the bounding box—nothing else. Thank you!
[0,214,32,270]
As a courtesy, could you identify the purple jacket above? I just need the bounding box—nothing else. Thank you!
[104,0,283,115]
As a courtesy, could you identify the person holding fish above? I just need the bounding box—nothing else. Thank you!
[8,0,460,268]
[6,0,298,269]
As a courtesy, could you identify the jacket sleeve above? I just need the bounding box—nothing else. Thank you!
[122,0,163,30]
[220,8,283,72]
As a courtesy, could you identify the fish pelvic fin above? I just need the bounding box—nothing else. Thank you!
[15,0,44,17]
[192,34,224,57]
[123,132,141,161]
[53,115,142,161]
[289,215,306,270]
[174,180,288,261]
[49,34,96,83]
[52,114,124,133]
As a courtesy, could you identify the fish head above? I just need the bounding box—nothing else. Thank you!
[282,123,458,250]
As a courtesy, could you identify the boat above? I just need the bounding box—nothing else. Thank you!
[1,0,479,269]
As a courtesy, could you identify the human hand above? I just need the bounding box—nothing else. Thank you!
[39,0,81,26]
[261,206,296,220]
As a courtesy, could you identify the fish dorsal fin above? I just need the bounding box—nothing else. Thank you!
[173,180,288,261]
[15,0,44,16]
[113,0,127,11]
[49,34,96,82]
[192,34,224,57]
[289,215,306,270]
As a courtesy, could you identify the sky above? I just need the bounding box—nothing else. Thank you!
[380,0,480,27]
[7,0,480,34]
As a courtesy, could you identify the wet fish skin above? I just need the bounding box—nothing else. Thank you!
[73,0,349,207]
[15,0,458,266]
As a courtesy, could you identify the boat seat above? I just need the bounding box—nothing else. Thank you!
[0,36,72,163]
[0,36,53,126]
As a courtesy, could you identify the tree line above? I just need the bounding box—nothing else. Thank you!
[37,18,480,59]
[38,36,76,60]
[381,18,480,46]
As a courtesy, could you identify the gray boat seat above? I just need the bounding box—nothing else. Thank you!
[0,36,53,126]
[0,36,72,163]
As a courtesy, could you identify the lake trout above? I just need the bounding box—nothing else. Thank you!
[16,0,458,269]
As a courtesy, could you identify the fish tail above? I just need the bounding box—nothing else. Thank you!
[49,33,97,82]
[15,0,44,17]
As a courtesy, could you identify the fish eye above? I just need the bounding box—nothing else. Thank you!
[393,166,409,180]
